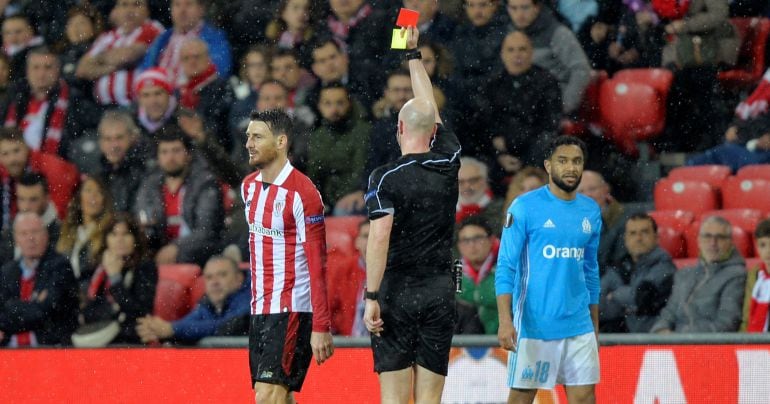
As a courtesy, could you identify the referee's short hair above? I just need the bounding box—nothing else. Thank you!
[250,109,294,139]
[545,135,588,161]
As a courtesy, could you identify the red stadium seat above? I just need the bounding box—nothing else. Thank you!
[599,79,667,156]
[736,164,770,180]
[613,68,674,98]
[648,210,695,232]
[668,165,731,190]
[154,264,202,321]
[722,177,770,213]
[673,258,698,269]
[718,18,770,90]
[699,209,764,235]
[654,179,719,215]
[325,215,365,256]
[562,70,608,136]
[657,226,687,258]
[684,221,753,258]
[190,276,206,308]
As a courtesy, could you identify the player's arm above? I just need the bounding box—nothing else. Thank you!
[404,26,442,125]
[363,214,392,336]
[584,212,602,338]
[299,190,334,364]
[495,202,528,351]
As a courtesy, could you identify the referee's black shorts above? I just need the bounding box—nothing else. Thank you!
[372,272,456,376]
[249,312,313,392]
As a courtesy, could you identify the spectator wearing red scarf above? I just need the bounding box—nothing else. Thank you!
[2,46,99,159]
[177,38,233,151]
[456,157,505,236]
[455,216,500,335]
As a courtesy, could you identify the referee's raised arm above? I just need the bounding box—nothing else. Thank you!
[403,26,442,125]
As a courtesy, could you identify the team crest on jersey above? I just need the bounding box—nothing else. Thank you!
[582,217,591,233]
[273,200,285,217]
[505,213,514,228]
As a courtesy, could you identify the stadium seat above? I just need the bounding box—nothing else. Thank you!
[599,79,667,156]
[657,226,687,258]
[613,68,674,98]
[654,179,719,215]
[684,221,753,258]
[190,276,206,308]
[721,177,770,213]
[673,257,698,269]
[736,164,770,180]
[667,165,731,190]
[562,70,608,136]
[154,264,202,321]
[648,210,695,232]
[718,18,770,90]
[325,215,365,256]
[699,209,764,235]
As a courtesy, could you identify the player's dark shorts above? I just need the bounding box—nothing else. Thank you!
[372,272,456,375]
[249,312,313,392]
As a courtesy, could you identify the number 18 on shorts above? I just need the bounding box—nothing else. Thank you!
[507,332,600,389]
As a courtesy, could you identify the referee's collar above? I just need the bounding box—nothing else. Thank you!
[256,160,293,186]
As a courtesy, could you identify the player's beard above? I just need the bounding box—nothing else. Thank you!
[249,147,278,169]
[551,172,581,193]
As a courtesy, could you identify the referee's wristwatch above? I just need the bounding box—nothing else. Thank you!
[364,289,379,301]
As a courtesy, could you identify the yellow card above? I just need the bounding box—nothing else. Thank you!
[390,28,407,49]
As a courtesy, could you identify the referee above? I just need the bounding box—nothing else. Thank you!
[363,26,461,403]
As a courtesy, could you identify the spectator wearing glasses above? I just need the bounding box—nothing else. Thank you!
[650,216,747,333]
[455,216,499,335]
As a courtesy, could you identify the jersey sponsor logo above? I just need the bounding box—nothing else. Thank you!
[543,219,555,228]
[305,214,324,224]
[582,217,592,234]
[364,190,377,202]
[542,244,584,260]
[248,223,285,238]
[505,213,514,228]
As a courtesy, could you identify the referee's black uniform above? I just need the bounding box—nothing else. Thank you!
[364,124,461,375]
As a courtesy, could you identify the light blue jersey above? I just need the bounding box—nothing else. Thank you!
[496,185,601,340]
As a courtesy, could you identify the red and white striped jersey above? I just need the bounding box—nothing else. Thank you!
[87,20,164,106]
[241,161,331,331]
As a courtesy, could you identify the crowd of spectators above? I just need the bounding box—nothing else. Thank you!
[1,0,770,346]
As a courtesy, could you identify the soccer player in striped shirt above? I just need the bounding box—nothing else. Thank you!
[241,110,333,403]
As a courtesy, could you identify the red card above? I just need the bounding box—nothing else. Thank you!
[396,8,419,28]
